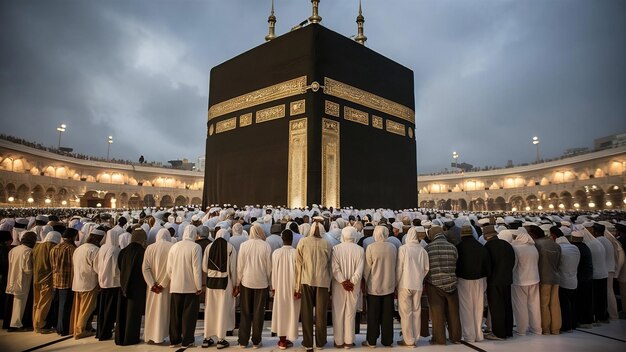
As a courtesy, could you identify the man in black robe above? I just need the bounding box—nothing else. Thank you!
[483,225,515,340]
[570,230,594,328]
[115,228,147,345]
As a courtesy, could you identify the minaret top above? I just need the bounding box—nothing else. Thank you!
[355,0,367,45]
[309,0,322,24]
[265,0,277,41]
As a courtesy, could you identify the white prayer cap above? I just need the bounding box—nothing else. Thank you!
[313,216,324,221]
[168,215,175,223]
[582,221,595,228]
[414,226,426,233]
[560,226,572,236]
[571,229,585,238]
[341,226,357,243]
[496,225,507,233]
[560,221,571,227]
[504,216,515,224]
[477,218,490,225]
[391,221,403,231]
[421,220,432,227]
[495,217,505,224]
[191,214,200,222]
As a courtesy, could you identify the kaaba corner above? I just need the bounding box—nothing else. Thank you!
[204,22,417,210]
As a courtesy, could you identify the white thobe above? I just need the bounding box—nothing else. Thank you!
[72,243,99,292]
[118,231,131,249]
[331,242,364,345]
[396,240,429,345]
[6,244,33,328]
[229,235,247,253]
[203,242,237,340]
[142,232,174,343]
[271,246,301,341]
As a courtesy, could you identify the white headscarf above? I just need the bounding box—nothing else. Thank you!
[182,225,197,241]
[216,229,231,241]
[156,228,171,242]
[373,225,389,242]
[512,231,535,246]
[341,226,358,243]
[498,229,515,244]
[404,227,420,244]
[249,224,267,240]
[43,231,61,244]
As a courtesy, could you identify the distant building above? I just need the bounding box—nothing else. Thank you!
[168,159,195,171]
[196,156,205,173]
[595,132,626,151]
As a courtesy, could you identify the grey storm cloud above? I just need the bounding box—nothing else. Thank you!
[0,0,624,173]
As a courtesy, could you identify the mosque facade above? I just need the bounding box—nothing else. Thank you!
[1,138,624,211]
[417,145,626,212]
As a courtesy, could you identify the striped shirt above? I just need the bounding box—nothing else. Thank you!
[50,240,76,289]
[425,234,458,293]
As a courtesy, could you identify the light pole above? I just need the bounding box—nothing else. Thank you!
[532,136,540,163]
[452,151,459,169]
[56,123,66,149]
[107,136,113,160]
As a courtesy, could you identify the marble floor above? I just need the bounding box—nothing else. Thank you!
[0,319,624,352]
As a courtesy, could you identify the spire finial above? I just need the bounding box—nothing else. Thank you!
[265,0,277,41]
[355,0,367,45]
[309,0,322,24]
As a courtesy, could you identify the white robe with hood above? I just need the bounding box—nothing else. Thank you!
[6,243,33,328]
[142,229,174,343]
[94,229,121,289]
[331,227,364,345]
[271,243,301,341]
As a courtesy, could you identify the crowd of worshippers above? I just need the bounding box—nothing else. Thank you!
[1,205,625,349]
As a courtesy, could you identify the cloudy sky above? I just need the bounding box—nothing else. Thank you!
[1,0,624,173]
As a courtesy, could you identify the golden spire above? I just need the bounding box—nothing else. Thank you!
[309,0,322,24]
[355,0,367,45]
[265,0,277,41]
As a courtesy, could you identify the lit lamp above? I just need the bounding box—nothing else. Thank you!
[44,198,51,205]
[525,206,531,211]
[537,205,543,210]
[548,204,554,209]
[27,197,34,204]
[532,136,540,163]
[452,151,459,169]
[605,201,612,207]
[8,196,14,203]
[588,202,596,208]
[57,123,67,149]
[106,136,113,160]
[558,203,565,209]
[511,207,517,212]
[61,200,67,206]
[574,203,580,208]
[96,203,102,208]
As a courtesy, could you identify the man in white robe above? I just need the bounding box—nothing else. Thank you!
[142,229,174,344]
[94,229,121,341]
[6,231,36,331]
[167,224,203,348]
[331,226,364,348]
[271,230,301,349]
[511,230,542,335]
[230,223,248,253]
[71,229,103,339]
[396,227,429,346]
[202,229,237,349]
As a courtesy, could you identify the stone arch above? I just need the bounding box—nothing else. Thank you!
[573,190,586,208]
[175,195,188,206]
[32,185,45,205]
[509,195,525,211]
[605,185,623,209]
[0,157,12,171]
[17,184,31,203]
[118,192,129,208]
[191,197,202,205]
[436,199,446,210]
[526,195,539,210]
[559,191,573,210]
[160,195,174,207]
[458,198,468,211]
[104,192,116,208]
[494,196,506,211]
[128,193,142,208]
[56,188,69,204]
[471,198,486,212]
[144,194,156,207]
[6,183,16,199]
[419,200,430,208]
[588,185,604,209]
[486,198,495,211]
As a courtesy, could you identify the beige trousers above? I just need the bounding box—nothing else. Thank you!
[539,283,561,334]
[70,289,99,337]
[33,281,54,330]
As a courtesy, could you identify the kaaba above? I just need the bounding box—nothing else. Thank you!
[203,9,416,210]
